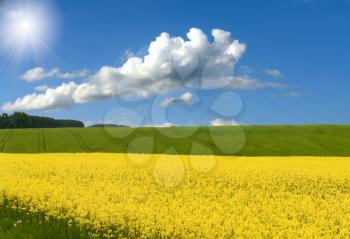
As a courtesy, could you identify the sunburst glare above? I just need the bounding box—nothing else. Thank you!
[0,0,59,65]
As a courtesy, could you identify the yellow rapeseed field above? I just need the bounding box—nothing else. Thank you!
[1,154,350,238]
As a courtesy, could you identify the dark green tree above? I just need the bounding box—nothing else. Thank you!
[0,112,84,129]
[0,113,12,128]
[10,112,30,128]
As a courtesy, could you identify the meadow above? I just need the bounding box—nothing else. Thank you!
[1,154,350,238]
[0,125,350,155]
[1,125,350,238]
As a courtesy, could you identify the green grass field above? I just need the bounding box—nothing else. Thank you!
[0,200,86,239]
[0,125,350,155]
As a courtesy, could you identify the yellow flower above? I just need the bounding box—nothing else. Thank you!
[0,154,350,238]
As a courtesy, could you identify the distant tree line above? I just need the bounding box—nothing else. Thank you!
[0,112,84,129]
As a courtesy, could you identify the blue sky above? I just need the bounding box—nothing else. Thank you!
[0,0,349,126]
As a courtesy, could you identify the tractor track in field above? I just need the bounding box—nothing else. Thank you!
[102,128,176,154]
[41,129,47,152]
[135,130,179,153]
[37,129,41,153]
[67,129,91,152]
[192,136,217,150]
[153,135,171,148]
[37,129,47,153]
[138,129,217,154]
[102,130,137,153]
[135,130,219,155]
[190,129,218,149]
[0,129,14,152]
[0,130,9,146]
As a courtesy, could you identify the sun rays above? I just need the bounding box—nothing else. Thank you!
[0,0,59,66]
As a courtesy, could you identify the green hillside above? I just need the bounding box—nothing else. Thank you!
[0,125,350,156]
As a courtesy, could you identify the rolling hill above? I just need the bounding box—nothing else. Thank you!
[0,125,350,156]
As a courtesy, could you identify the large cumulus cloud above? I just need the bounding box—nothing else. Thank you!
[3,28,285,111]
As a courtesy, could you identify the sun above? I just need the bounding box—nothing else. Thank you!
[10,11,42,42]
[0,1,58,63]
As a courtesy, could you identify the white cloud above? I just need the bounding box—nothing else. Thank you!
[21,67,89,82]
[34,84,49,92]
[210,118,240,126]
[83,120,104,127]
[217,75,286,89]
[21,67,60,82]
[144,122,175,128]
[238,65,255,75]
[287,92,303,97]
[265,68,282,78]
[160,92,193,107]
[3,82,78,111]
[4,28,285,112]
[59,69,90,80]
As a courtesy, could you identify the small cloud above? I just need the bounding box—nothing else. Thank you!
[273,91,304,98]
[59,69,90,80]
[260,81,287,89]
[143,122,175,127]
[83,120,104,127]
[21,67,60,82]
[160,92,193,107]
[265,68,283,78]
[238,65,255,75]
[287,92,303,97]
[83,121,95,127]
[35,84,49,92]
[210,118,240,126]
[208,75,287,89]
[21,67,90,82]
[161,122,175,127]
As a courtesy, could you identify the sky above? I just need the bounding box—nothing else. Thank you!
[0,0,349,126]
